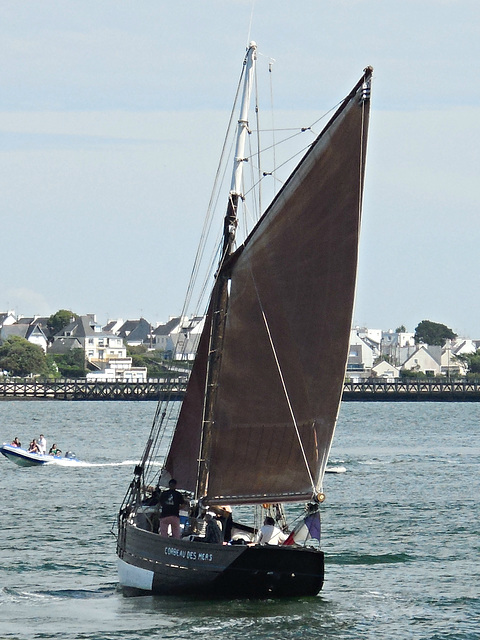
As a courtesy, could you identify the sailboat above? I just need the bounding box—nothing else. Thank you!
[116,42,372,598]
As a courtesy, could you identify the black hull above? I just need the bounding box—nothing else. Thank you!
[117,521,324,598]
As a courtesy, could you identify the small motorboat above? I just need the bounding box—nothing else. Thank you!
[0,444,79,467]
[325,465,347,474]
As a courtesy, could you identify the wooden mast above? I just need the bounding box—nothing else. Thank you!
[195,42,257,501]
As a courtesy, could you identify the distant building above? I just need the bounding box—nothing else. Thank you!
[371,360,400,379]
[152,315,205,360]
[49,314,126,364]
[86,357,147,382]
[440,339,468,377]
[103,318,124,334]
[116,318,152,347]
[0,322,49,353]
[402,345,442,377]
[0,311,16,329]
[347,329,375,377]
[151,317,179,355]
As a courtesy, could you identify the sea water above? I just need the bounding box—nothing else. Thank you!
[0,400,478,640]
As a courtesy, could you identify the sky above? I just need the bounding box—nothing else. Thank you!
[1,0,480,337]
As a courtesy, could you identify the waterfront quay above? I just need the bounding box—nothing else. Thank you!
[2,378,480,401]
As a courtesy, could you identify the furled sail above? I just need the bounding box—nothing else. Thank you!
[165,68,372,505]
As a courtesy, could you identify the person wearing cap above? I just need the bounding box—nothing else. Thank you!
[158,479,186,539]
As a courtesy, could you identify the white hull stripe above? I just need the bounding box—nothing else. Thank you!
[117,557,154,591]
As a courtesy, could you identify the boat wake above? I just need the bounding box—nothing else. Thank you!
[1,585,115,602]
[45,459,143,468]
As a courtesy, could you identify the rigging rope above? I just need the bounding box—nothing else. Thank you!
[249,266,317,493]
[268,58,277,199]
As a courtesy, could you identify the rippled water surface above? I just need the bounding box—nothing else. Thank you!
[0,401,478,639]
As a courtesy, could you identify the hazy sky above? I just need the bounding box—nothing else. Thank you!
[1,1,480,337]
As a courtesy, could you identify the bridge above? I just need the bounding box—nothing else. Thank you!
[343,379,480,401]
[1,378,480,401]
[0,379,187,401]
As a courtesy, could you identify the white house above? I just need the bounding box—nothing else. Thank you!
[440,339,468,377]
[451,338,477,356]
[355,327,382,358]
[50,315,126,363]
[0,321,49,353]
[347,329,375,376]
[152,315,205,360]
[103,318,124,334]
[402,345,442,376]
[86,357,147,382]
[0,311,16,328]
[371,360,400,379]
[173,316,205,360]
[381,330,416,364]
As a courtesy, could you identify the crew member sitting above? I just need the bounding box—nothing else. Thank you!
[204,512,223,544]
[256,516,288,545]
[28,439,40,454]
[48,444,62,456]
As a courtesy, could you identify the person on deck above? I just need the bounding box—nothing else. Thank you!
[211,505,233,542]
[158,479,186,539]
[204,513,223,544]
[10,437,21,447]
[38,434,47,455]
[256,516,288,546]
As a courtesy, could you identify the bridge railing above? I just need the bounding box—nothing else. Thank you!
[0,378,188,400]
[1,378,480,401]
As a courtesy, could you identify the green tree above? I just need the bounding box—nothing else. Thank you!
[414,320,456,346]
[400,368,426,379]
[49,349,87,378]
[456,350,480,375]
[395,325,406,333]
[125,345,181,379]
[0,336,49,377]
[47,309,77,336]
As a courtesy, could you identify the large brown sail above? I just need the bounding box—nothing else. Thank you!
[166,69,372,504]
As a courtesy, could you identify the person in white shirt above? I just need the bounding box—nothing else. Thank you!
[256,516,287,545]
[38,434,47,455]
